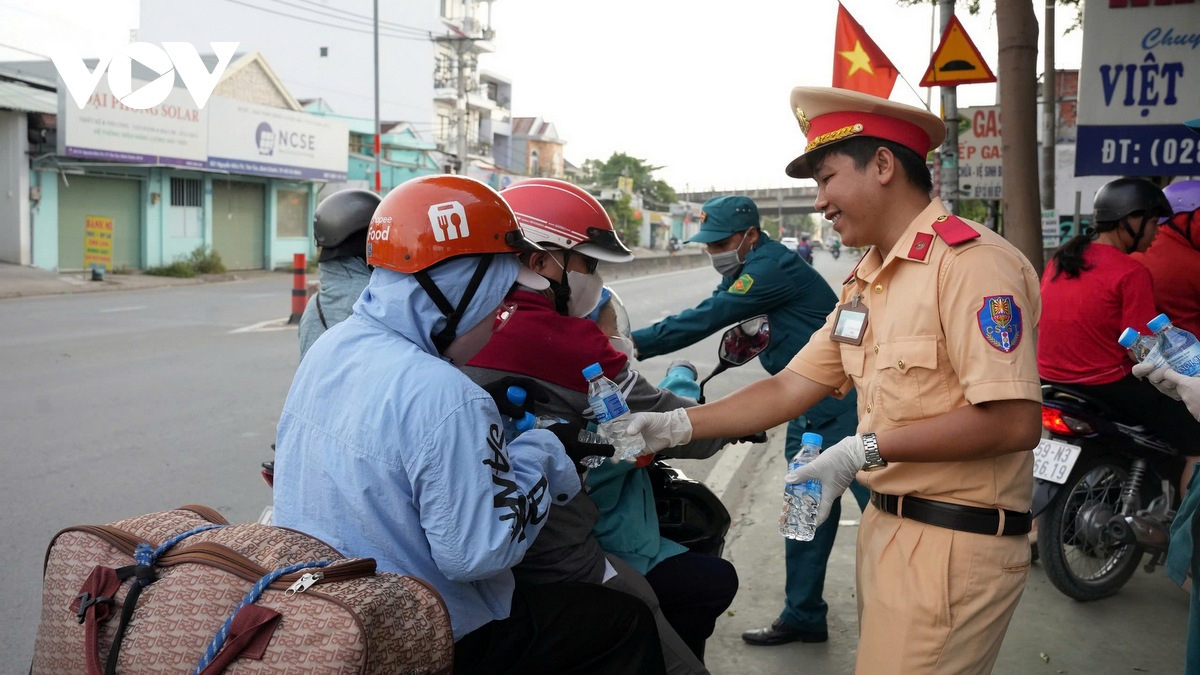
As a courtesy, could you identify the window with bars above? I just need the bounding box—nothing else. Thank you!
[170,178,202,207]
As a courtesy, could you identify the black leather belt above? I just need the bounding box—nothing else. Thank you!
[870,492,1032,536]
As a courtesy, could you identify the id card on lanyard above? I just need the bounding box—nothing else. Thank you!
[830,293,869,346]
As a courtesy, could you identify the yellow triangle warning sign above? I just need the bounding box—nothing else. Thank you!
[919,15,996,88]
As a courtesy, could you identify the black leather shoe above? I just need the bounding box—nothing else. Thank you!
[741,621,828,646]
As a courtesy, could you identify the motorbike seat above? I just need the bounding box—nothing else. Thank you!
[1040,381,1128,421]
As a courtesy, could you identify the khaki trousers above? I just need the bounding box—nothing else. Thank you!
[855,504,1031,674]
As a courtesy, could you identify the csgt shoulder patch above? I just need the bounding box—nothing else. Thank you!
[977,295,1023,353]
[729,273,754,295]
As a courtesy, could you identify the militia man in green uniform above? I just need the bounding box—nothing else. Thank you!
[631,195,868,646]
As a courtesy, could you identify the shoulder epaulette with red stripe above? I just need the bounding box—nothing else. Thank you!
[931,214,980,246]
[842,248,870,285]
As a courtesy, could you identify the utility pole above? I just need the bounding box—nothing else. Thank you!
[938,0,959,216]
[373,0,381,193]
[432,1,487,175]
[454,0,474,174]
[1041,0,1056,216]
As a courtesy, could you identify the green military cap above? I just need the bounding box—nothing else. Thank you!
[687,196,760,244]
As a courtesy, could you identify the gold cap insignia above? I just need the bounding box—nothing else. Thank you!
[804,123,865,153]
[794,106,810,135]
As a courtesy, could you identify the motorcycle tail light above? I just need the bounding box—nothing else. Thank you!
[1041,406,1094,436]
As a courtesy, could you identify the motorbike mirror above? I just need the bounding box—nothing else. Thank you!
[718,315,770,367]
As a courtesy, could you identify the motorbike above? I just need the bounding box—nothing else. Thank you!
[260,305,772,559]
[648,314,770,556]
[1033,381,1183,601]
[829,244,841,260]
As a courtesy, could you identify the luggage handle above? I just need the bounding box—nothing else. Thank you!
[69,525,226,675]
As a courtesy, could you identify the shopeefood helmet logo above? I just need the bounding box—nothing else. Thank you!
[428,201,471,242]
[367,216,391,242]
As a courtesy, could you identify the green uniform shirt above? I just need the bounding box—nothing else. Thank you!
[632,235,855,426]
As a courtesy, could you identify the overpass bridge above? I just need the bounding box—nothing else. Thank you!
[686,185,820,217]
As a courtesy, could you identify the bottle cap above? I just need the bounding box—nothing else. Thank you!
[1147,313,1170,333]
[582,363,603,380]
[801,432,823,447]
[514,413,536,432]
[1117,327,1141,348]
[506,386,527,406]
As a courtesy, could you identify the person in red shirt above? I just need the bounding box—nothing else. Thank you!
[1038,177,1199,477]
[1132,180,1200,338]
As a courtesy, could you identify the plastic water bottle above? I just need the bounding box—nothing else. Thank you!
[514,413,609,468]
[1118,327,1165,367]
[1147,314,1200,376]
[582,362,646,461]
[780,432,823,541]
[507,385,609,467]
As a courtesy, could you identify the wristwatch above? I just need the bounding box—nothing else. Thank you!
[860,433,887,471]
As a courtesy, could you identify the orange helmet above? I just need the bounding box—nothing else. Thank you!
[501,178,634,263]
[366,174,542,274]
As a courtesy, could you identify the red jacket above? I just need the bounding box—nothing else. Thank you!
[467,289,626,392]
[1132,209,1200,337]
[1038,243,1158,385]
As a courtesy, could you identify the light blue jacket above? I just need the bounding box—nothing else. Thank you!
[274,257,581,640]
[298,256,371,360]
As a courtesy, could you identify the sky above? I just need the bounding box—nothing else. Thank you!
[0,0,1085,192]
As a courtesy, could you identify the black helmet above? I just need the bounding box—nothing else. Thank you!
[1092,178,1172,225]
[314,189,381,262]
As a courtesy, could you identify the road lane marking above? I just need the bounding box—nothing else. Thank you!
[230,318,294,333]
[99,305,146,313]
[705,440,754,502]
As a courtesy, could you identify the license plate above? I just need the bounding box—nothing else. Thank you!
[1033,438,1082,484]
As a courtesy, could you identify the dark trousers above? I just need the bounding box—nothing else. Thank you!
[1049,374,1200,454]
[780,414,871,632]
[644,551,739,660]
[453,582,665,675]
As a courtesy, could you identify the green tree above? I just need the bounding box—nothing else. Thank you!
[585,152,678,211]
[607,192,640,247]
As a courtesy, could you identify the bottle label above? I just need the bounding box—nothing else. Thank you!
[1168,347,1200,377]
[593,392,630,422]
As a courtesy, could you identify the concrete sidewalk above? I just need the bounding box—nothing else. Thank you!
[706,432,1188,674]
[0,262,283,300]
[0,247,703,301]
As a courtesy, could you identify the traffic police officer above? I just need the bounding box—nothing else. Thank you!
[630,195,868,646]
[628,87,1042,674]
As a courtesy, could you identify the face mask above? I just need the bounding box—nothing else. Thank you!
[566,270,605,318]
[708,231,748,276]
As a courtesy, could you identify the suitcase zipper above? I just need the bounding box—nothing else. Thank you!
[156,541,375,588]
[46,526,375,589]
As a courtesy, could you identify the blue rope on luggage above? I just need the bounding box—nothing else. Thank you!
[193,559,332,675]
[134,524,226,570]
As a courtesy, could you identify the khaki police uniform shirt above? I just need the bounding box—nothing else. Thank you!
[787,199,1041,512]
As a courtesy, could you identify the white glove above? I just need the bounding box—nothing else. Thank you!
[625,408,693,454]
[1132,360,1183,400]
[785,434,865,528]
[1163,369,1200,421]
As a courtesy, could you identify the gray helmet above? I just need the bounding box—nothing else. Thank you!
[1092,178,1172,224]
[314,189,381,261]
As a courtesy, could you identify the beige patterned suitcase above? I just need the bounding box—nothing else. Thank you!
[31,506,453,674]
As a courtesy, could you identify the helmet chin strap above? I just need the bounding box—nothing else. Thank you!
[413,255,494,354]
[546,250,573,316]
[1119,216,1148,253]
